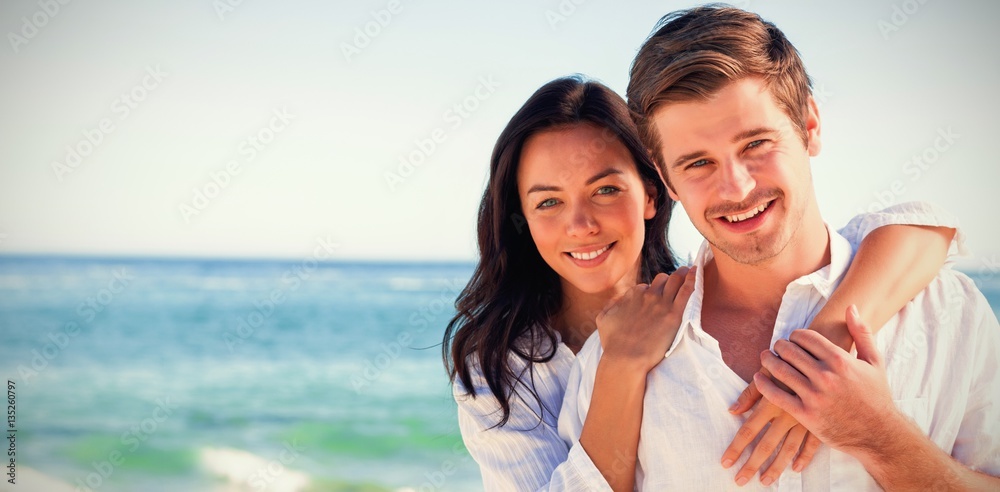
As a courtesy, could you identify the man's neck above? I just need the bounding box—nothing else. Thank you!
[706,212,831,313]
[699,211,831,382]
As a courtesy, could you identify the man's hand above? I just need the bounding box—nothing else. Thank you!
[753,305,898,453]
[596,267,695,372]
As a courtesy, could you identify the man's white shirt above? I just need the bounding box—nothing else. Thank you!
[559,223,1000,490]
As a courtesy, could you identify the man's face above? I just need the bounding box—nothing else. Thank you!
[651,77,821,265]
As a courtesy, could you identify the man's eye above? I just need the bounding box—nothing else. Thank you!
[688,159,709,169]
[746,139,766,150]
[537,198,559,209]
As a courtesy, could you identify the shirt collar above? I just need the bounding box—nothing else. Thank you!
[671,223,854,350]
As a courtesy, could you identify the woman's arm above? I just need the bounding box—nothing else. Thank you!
[455,363,613,491]
[810,224,955,349]
[457,269,695,492]
[579,267,695,490]
[723,222,956,485]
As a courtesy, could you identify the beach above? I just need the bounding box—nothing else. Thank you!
[1,255,998,491]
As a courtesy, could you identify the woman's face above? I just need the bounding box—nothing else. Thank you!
[517,122,656,296]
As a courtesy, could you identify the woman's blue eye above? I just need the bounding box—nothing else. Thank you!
[537,198,558,209]
[596,186,620,195]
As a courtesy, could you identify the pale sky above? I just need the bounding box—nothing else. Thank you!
[1,0,997,269]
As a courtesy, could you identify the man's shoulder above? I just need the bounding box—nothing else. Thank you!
[902,268,998,336]
[918,268,990,310]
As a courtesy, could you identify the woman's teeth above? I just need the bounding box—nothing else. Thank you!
[725,202,769,223]
[569,244,610,260]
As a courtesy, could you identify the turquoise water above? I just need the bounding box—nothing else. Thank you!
[1,256,998,492]
[0,257,482,491]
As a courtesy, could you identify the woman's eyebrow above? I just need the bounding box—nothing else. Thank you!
[526,167,624,194]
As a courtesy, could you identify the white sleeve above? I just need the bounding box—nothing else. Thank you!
[455,360,612,491]
[837,201,967,265]
[950,286,1000,475]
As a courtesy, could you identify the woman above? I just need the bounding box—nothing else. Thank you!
[442,76,957,490]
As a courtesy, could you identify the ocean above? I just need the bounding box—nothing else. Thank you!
[1,256,998,492]
[0,256,481,491]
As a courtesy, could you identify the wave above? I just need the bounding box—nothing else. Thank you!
[199,446,311,492]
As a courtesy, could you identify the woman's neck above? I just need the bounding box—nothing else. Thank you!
[554,275,636,354]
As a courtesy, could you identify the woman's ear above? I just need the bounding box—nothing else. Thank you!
[644,183,658,220]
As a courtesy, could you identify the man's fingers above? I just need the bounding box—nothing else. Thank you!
[793,432,822,472]
[753,371,804,416]
[721,401,775,469]
[787,329,843,363]
[760,350,811,396]
[759,425,808,486]
[846,304,882,366]
[772,338,823,379]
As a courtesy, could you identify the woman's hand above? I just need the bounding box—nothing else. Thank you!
[721,386,822,486]
[596,266,696,373]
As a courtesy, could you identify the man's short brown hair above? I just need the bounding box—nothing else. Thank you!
[627,5,813,179]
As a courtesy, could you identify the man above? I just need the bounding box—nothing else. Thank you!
[559,6,1000,490]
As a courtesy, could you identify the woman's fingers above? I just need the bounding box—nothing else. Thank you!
[648,271,672,297]
[793,433,822,472]
[721,399,776,469]
[730,368,767,415]
[759,424,809,485]
[733,410,798,486]
[669,266,696,308]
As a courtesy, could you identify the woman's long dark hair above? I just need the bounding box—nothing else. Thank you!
[442,75,676,427]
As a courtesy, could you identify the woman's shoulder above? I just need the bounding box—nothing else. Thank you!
[455,325,573,400]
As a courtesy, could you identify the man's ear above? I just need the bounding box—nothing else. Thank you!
[805,95,822,157]
[666,181,679,202]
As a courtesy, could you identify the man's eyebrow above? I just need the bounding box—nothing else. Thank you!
[526,167,624,194]
[670,127,779,169]
[731,127,778,144]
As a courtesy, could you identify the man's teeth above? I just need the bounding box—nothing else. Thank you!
[569,244,610,260]
[725,202,769,223]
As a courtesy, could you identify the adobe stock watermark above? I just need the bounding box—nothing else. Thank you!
[7,0,73,54]
[857,126,959,215]
[223,235,340,352]
[545,0,589,30]
[16,268,134,384]
[178,107,294,223]
[246,440,307,492]
[50,65,168,182]
[73,396,178,492]
[341,0,403,62]
[351,278,465,393]
[974,254,1000,289]
[212,0,247,21]
[383,75,500,191]
[878,0,931,40]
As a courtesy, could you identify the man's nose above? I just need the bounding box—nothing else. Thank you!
[716,158,755,203]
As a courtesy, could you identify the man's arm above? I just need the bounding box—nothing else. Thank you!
[723,224,955,484]
[756,306,1000,490]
